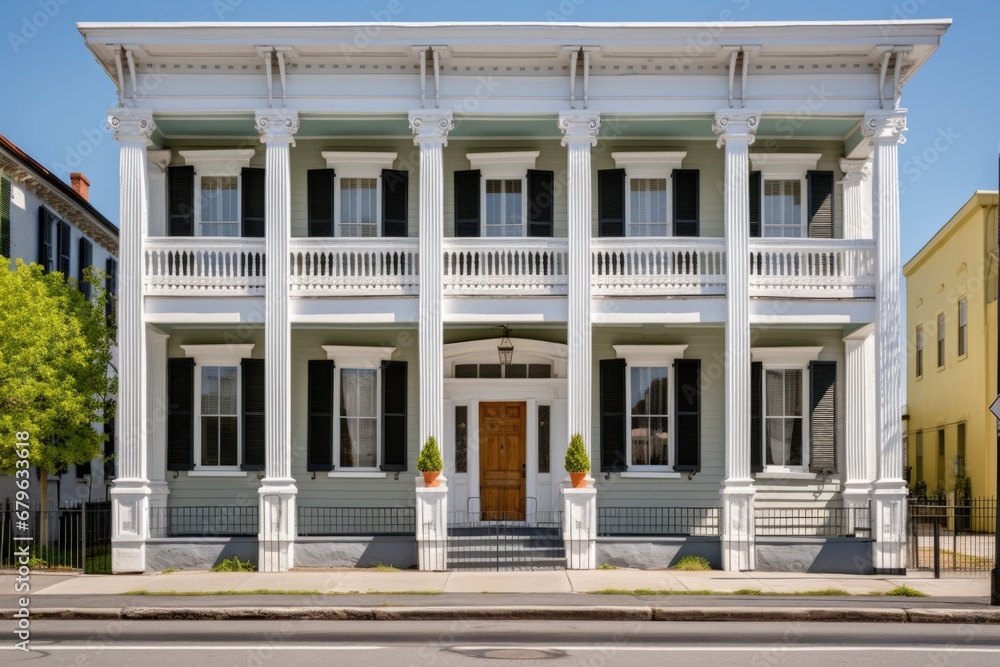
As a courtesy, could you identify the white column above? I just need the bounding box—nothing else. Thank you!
[146,327,170,531]
[558,112,601,450]
[713,110,760,572]
[864,110,908,574]
[843,324,875,533]
[562,486,597,569]
[255,109,299,572]
[839,157,873,240]
[108,108,155,573]
[146,150,171,237]
[408,111,453,450]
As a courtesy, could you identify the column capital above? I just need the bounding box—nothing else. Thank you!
[558,111,601,146]
[108,108,156,144]
[713,110,760,148]
[863,110,907,145]
[255,109,300,143]
[408,110,454,146]
[839,157,872,186]
[147,149,172,173]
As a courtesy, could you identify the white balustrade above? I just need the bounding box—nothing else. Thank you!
[289,238,419,296]
[442,238,569,295]
[591,238,727,296]
[749,238,876,297]
[144,237,266,295]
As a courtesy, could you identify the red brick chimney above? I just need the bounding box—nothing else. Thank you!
[70,172,90,202]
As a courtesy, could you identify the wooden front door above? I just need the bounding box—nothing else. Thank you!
[479,402,527,521]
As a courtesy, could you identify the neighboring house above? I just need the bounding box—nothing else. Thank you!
[904,191,999,499]
[0,133,119,506]
[78,20,947,574]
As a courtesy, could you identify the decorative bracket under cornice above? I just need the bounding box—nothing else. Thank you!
[722,46,759,109]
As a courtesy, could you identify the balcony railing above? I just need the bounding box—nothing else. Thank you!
[749,239,876,298]
[591,238,726,296]
[144,237,266,296]
[289,238,419,296]
[443,238,569,295]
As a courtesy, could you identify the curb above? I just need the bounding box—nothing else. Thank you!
[6,606,1000,623]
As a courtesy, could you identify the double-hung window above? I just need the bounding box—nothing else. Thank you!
[178,149,255,238]
[937,313,945,368]
[321,152,399,238]
[915,326,924,378]
[612,152,687,237]
[467,152,540,238]
[752,347,823,472]
[749,153,822,239]
[958,298,967,357]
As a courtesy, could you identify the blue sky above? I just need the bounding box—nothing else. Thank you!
[1,0,996,268]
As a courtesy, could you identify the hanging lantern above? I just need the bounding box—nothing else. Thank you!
[497,324,514,367]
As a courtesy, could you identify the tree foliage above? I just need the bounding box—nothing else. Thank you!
[0,259,116,475]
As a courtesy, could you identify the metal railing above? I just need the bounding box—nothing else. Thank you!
[289,238,420,296]
[150,505,258,538]
[908,499,996,578]
[144,237,266,296]
[297,506,415,536]
[597,506,720,537]
[754,505,872,538]
[443,508,564,571]
[0,501,111,573]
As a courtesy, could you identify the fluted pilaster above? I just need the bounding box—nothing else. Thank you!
[840,158,873,240]
[146,150,171,237]
[146,328,170,502]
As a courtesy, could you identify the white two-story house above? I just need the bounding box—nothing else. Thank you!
[79,20,948,574]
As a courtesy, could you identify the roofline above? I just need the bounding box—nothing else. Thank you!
[903,191,999,276]
[77,19,953,29]
[0,134,119,240]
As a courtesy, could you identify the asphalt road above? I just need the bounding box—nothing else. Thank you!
[3,620,1000,665]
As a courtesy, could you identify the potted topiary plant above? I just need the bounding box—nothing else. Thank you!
[564,433,591,488]
[417,435,444,487]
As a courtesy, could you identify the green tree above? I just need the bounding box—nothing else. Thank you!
[0,259,116,521]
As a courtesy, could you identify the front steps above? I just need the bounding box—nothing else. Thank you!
[446,523,565,571]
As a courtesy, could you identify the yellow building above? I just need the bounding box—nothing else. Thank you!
[904,191,999,499]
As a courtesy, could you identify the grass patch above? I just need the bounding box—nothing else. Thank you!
[670,555,712,571]
[210,556,257,573]
[373,562,401,572]
[597,563,617,570]
[593,587,856,596]
[875,585,929,598]
[160,568,179,574]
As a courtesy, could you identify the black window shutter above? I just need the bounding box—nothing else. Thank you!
[598,169,625,237]
[241,358,265,471]
[307,359,335,472]
[381,360,408,471]
[57,220,71,276]
[749,171,762,238]
[809,360,837,473]
[381,169,409,237]
[105,257,117,329]
[167,165,195,237]
[599,358,628,472]
[241,167,266,238]
[673,359,701,472]
[307,169,336,237]
[1,176,11,258]
[167,358,195,471]
[454,170,481,237]
[750,361,764,473]
[807,171,834,239]
[672,169,700,237]
[78,238,93,300]
[527,169,554,237]
[104,412,116,479]
[37,207,53,272]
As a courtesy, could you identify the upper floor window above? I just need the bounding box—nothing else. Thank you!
[200,176,239,237]
[749,153,834,240]
[628,178,668,237]
[319,152,399,239]
[958,298,967,357]
[915,326,923,378]
[458,151,541,238]
[937,312,945,368]
[763,179,802,238]
[339,177,379,237]
[178,149,256,238]
[601,152,693,238]
[484,178,524,237]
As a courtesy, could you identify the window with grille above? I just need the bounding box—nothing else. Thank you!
[339,368,378,468]
[339,177,379,237]
[200,366,239,466]
[455,406,468,474]
[629,366,670,467]
[200,176,239,237]
[628,178,668,237]
[763,179,802,238]
[484,178,523,237]
[764,368,804,467]
[538,405,551,473]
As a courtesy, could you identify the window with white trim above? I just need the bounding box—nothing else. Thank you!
[749,153,821,239]
[321,152,398,239]
[467,151,539,239]
[179,149,255,238]
[752,346,822,472]
[181,343,254,470]
[958,298,967,357]
[613,152,686,238]
[915,326,924,378]
[614,344,688,471]
[937,312,945,368]
[322,345,395,471]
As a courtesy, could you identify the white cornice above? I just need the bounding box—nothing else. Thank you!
[181,344,254,365]
[613,344,689,366]
[751,346,823,366]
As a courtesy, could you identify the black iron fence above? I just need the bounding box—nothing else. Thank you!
[149,505,258,537]
[598,506,720,537]
[0,501,112,573]
[754,505,871,538]
[908,499,996,578]
[298,506,415,536]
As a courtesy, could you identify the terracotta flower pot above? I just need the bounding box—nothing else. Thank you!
[569,472,588,488]
[422,470,441,487]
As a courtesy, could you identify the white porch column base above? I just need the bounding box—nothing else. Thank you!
[110,481,151,573]
[562,483,597,570]
[871,483,907,574]
[415,476,448,571]
[721,483,756,572]
[146,328,170,532]
[258,482,297,573]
